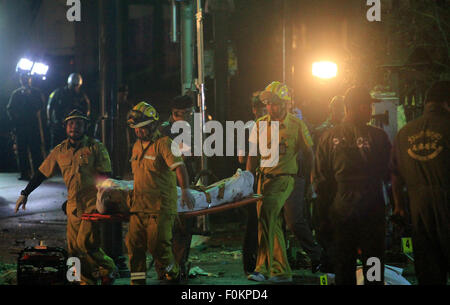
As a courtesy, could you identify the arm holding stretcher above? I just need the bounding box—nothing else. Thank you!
[175,163,195,210]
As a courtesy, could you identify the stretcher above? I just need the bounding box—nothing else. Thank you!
[81,194,262,222]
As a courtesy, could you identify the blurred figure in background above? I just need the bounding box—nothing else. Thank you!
[7,74,46,180]
[47,73,91,148]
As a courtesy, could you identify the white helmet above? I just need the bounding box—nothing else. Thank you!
[67,73,83,88]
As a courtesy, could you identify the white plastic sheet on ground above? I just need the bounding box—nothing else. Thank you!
[325,265,411,285]
[96,169,254,214]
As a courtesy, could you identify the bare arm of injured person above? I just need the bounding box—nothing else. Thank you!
[176,163,195,210]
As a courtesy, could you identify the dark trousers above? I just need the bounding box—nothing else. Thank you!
[284,177,322,262]
[172,216,194,278]
[242,203,259,274]
[331,185,386,285]
[15,126,42,177]
[409,187,449,285]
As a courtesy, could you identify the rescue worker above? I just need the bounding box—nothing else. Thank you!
[283,97,322,273]
[240,91,266,275]
[246,81,314,283]
[238,91,267,166]
[311,95,346,273]
[313,95,345,144]
[14,109,117,285]
[7,74,46,180]
[313,86,391,285]
[126,101,195,284]
[47,73,91,148]
[391,80,449,285]
[158,94,197,281]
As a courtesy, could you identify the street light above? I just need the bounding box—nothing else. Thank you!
[16,58,34,73]
[31,62,49,77]
[16,58,49,80]
[312,61,338,79]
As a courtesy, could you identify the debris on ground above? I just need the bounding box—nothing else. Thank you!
[188,266,219,278]
[0,262,17,285]
[220,250,242,259]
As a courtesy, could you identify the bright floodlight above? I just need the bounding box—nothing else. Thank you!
[16,58,34,72]
[312,61,338,79]
[31,62,49,76]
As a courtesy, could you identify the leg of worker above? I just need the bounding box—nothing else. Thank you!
[148,213,179,280]
[15,127,30,178]
[434,190,450,282]
[255,176,294,278]
[66,205,97,284]
[28,128,43,175]
[360,215,385,285]
[77,219,116,279]
[332,218,358,285]
[172,216,194,279]
[126,214,148,285]
[242,203,258,274]
[284,177,322,263]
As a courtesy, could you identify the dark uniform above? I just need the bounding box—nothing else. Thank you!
[7,86,45,178]
[313,121,391,284]
[391,103,449,284]
[159,119,196,280]
[47,86,90,148]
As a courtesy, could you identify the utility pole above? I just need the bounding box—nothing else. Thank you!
[98,0,128,278]
[180,0,195,94]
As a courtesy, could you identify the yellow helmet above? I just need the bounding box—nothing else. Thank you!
[259,81,292,104]
[127,101,159,128]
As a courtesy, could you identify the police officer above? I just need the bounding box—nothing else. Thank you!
[7,74,46,180]
[14,110,117,285]
[47,73,91,148]
[126,102,195,284]
[159,95,197,281]
[391,80,449,285]
[246,81,314,283]
[313,86,391,285]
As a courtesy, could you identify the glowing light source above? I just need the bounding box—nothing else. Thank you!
[16,58,34,72]
[31,62,49,76]
[312,61,338,79]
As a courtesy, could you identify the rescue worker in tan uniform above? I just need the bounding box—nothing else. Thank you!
[14,109,117,285]
[126,102,195,285]
[246,82,314,283]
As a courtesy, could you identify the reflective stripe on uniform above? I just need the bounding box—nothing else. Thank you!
[169,161,184,170]
[144,155,156,160]
[130,272,146,280]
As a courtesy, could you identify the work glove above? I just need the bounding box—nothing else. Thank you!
[15,194,28,213]
[181,188,195,210]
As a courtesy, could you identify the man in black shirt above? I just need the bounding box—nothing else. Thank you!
[313,86,391,285]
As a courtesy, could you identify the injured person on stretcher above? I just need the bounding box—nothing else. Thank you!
[95,168,255,215]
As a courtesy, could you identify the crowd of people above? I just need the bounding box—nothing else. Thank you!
[11,72,449,285]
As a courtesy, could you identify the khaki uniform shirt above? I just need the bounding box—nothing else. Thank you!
[250,113,313,175]
[391,103,449,189]
[39,135,112,216]
[129,132,184,215]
